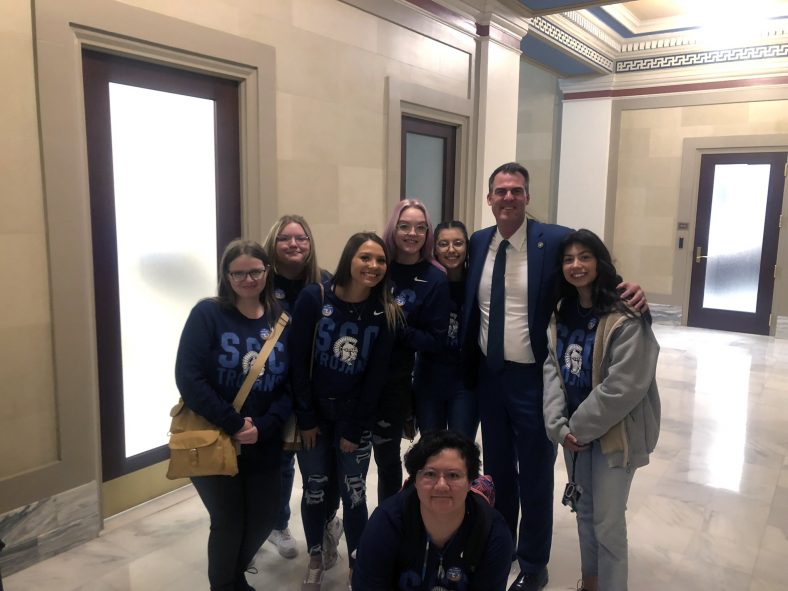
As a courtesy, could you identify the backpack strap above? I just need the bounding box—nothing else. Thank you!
[396,486,425,576]
[461,493,493,574]
[396,486,493,579]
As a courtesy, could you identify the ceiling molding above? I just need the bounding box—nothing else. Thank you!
[527,15,614,72]
[522,4,788,81]
[560,60,788,96]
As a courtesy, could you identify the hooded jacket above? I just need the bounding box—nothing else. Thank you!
[543,304,661,469]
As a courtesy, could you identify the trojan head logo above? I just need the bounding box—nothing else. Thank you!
[242,351,265,377]
[564,343,583,377]
[333,336,359,366]
[447,314,459,340]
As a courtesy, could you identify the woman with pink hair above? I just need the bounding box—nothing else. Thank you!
[373,199,450,502]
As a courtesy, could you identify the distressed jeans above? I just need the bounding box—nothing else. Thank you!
[297,419,372,567]
[276,448,340,531]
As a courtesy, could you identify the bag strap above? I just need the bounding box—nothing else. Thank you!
[397,486,492,577]
[231,311,289,412]
[461,493,493,573]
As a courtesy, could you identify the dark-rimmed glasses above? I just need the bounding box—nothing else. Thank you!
[228,268,266,282]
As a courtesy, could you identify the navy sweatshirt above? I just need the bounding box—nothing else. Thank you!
[272,269,332,312]
[174,299,291,470]
[390,260,449,355]
[290,282,396,444]
[352,487,513,590]
[418,279,464,367]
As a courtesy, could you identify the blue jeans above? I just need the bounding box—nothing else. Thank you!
[413,357,478,439]
[477,358,556,575]
[192,464,280,590]
[297,419,372,566]
[277,450,340,531]
[566,442,634,590]
[276,450,295,530]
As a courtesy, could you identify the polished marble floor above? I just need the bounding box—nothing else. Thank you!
[6,324,788,590]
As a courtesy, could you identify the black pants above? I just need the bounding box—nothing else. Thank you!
[192,465,280,591]
[372,361,413,502]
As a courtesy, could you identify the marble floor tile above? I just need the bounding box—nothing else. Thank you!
[750,547,787,591]
[6,323,788,590]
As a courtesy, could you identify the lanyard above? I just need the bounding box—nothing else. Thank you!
[420,536,447,588]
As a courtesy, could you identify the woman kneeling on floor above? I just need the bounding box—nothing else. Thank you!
[353,430,513,590]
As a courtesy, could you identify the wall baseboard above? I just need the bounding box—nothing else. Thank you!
[0,482,100,576]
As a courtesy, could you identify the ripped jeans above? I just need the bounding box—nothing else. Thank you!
[297,412,372,567]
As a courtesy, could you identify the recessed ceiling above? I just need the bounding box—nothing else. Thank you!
[516,0,788,76]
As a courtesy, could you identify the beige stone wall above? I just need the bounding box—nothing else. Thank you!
[612,99,788,299]
[516,59,561,223]
[0,0,59,478]
[117,0,473,269]
[3,0,487,519]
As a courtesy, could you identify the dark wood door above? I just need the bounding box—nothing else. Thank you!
[82,50,241,480]
[401,116,456,223]
[687,152,786,335]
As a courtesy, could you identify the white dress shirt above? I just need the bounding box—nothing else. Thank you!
[477,221,536,364]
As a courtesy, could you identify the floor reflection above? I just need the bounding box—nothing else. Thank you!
[6,323,788,591]
[694,345,749,491]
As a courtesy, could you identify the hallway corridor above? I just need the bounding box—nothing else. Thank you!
[5,323,788,590]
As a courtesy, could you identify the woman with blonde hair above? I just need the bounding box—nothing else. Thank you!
[261,215,342,567]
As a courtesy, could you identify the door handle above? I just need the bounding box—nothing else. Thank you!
[695,246,709,263]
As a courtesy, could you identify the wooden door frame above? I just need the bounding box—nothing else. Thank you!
[82,49,242,481]
[18,0,276,517]
[385,77,473,226]
[686,151,785,335]
[400,115,457,220]
[677,135,788,334]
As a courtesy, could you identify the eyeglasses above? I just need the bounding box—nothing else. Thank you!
[492,187,526,198]
[228,268,266,282]
[436,239,466,250]
[416,468,467,486]
[396,222,428,235]
[276,234,310,244]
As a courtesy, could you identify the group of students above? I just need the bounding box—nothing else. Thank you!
[174,171,660,591]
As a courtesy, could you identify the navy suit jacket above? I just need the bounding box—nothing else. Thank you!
[462,218,571,385]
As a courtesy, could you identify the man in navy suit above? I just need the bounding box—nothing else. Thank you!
[462,162,643,591]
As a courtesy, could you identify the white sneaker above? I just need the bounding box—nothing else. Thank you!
[322,516,344,570]
[301,562,324,591]
[268,527,299,559]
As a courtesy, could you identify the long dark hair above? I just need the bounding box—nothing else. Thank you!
[434,220,469,276]
[554,229,636,320]
[216,239,281,319]
[332,232,401,331]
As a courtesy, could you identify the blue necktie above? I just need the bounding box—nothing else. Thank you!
[487,239,508,371]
